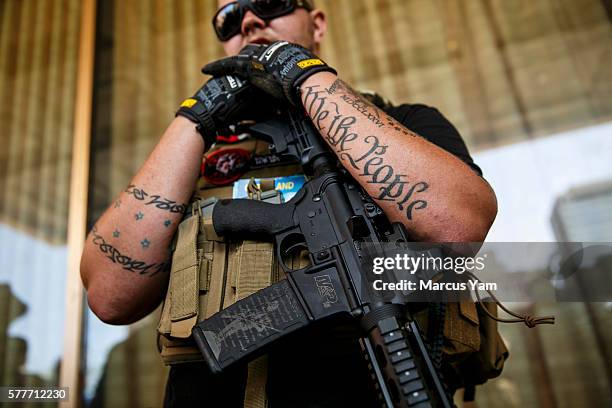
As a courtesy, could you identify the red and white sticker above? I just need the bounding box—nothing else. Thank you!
[201,148,251,186]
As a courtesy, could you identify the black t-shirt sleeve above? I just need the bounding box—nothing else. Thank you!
[386,103,483,176]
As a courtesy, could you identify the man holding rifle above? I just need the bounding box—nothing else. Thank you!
[81,0,497,406]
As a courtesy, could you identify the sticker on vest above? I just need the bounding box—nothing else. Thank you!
[233,175,306,201]
[202,148,251,185]
[215,133,249,144]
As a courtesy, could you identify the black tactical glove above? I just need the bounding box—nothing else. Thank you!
[176,75,268,149]
[202,41,337,107]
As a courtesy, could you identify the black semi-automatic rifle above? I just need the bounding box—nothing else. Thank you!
[191,110,453,408]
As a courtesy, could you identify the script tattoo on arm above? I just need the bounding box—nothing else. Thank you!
[125,185,187,214]
[302,79,428,220]
[91,226,170,277]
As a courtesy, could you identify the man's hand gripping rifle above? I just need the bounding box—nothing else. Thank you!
[191,110,453,408]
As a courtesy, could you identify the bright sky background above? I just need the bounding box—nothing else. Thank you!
[476,121,612,242]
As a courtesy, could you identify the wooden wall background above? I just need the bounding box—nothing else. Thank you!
[86,0,612,227]
[0,0,81,244]
[320,0,612,147]
[0,0,610,241]
[0,0,81,397]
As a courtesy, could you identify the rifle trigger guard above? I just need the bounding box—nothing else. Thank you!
[284,242,308,257]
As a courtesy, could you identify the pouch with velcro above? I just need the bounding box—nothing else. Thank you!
[457,299,509,385]
[156,197,226,364]
[157,180,283,365]
[444,300,482,359]
[414,297,504,399]
[455,272,553,392]
[415,299,481,359]
[417,270,553,399]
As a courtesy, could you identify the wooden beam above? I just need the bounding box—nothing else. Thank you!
[602,0,612,22]
[59,0,96,407]
[480,0,534,139]
[524,305,558,408]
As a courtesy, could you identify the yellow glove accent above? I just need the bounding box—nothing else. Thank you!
[297,58,324,69]
[180,98,198,108]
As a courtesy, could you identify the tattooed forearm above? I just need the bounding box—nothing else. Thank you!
[325,79,415,137]
[124,184,187,214]
[91,226,170,277]
[327,79,384,128]
[339,94,385,128]
[303,81,429,220]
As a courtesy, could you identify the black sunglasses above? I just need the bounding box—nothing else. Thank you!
[213,0,313,41]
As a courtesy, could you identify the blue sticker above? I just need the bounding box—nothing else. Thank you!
[233,175,306,202]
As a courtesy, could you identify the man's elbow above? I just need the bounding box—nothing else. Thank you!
[86,286,136,325]
[458,213,495,243]
[451,194,498,243]
[433,192,498,243]
[82,269,146,325]
[88,301,122,325]
[80,250,147,325]
[81,257,118,324]
[478,187,498,240]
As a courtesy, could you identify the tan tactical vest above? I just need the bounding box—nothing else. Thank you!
[157,137,308,407]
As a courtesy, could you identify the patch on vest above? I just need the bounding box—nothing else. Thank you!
[202,148,251,185]
[233,175,306,201]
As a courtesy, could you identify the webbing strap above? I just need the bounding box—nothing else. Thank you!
[236,241,275,300]
[198,199,229,316]
[157,291,172,335]
[222,242,240,308]
[241,180,280,408]
[241,241,274,408]
[199,255,212,292]
[205,241,228,319]
[169,215,200,338]
[244,356,269,408]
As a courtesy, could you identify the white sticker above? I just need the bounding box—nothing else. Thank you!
[260,41,288,62]
[226,75,242,89]
[233,174,306,201]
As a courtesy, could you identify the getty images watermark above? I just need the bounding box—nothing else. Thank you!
[360,242,612,303]
[371,252,496,292]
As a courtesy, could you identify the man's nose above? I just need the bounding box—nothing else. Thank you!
[241,9,266,37]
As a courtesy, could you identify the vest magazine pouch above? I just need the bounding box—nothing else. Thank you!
[458,300,509,385]
[443,300,481,360]
[159,138,303,405]
[157,183,285,366]
[157,197,225,365]
[414,298,482,362]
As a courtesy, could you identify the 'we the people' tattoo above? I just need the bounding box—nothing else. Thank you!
[124,184,187,214]
[303,80,428,220]
[91,226,170,277]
